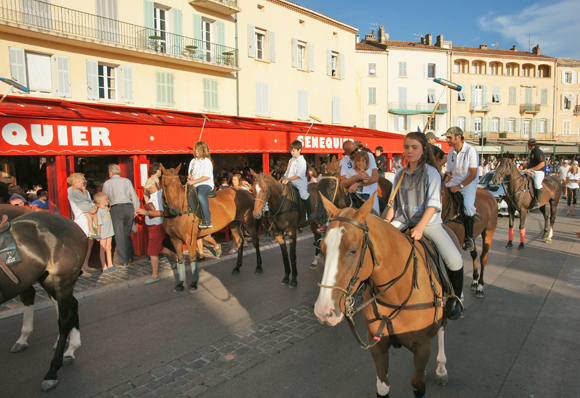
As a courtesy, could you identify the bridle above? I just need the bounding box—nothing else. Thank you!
[493,160,529,204]
[253,175,291,219]
[318,215,445,349]
[161,175,196,217]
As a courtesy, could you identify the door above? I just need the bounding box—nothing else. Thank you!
[153,7,166,52]
[523,119,531,139]
[203,20,213,61]
[474,117,482,137]
[474,85,483,110]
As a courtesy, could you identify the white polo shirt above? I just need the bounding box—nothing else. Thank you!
[340,151,379,214]
[447,142,479,188]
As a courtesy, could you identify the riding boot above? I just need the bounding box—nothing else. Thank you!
[529,188,543,210]
[302,197,313,222]
[446,269,466,320]
[462,215,476,252]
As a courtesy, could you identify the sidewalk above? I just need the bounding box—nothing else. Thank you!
[0,229,315,320]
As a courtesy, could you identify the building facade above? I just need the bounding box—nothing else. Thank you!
[555,58,580,144]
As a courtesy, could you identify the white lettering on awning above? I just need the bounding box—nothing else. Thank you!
[1,123,111,147]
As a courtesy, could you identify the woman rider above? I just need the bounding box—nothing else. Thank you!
[187,141,214,229]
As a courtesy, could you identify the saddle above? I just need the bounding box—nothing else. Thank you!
[186,185,217,220]
[286,183,306,217]
[0,215,22,284]
[446,188,481,223]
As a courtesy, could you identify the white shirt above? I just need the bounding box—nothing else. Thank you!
[285,155,308,184]
[188,158,214,189]
[566,171,580,189]
[559,165,570,180]
[340,151,379,214]
[447,142,479,188]
[145,190,164,226]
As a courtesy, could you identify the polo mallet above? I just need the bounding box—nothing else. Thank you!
[423,78,463,134]
[197,114,211,142]
[0,77,29,105]
[305,115,322,137]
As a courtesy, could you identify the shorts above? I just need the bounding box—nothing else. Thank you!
[147,224,166,257]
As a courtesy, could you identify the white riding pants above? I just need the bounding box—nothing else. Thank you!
[290,179,310,200]
[459,185,477,216]
[530,170,545,189]
[391,221,463,271]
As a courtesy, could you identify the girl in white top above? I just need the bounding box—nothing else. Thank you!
[566,163,580,216]
[187,141,215,229]
[346,151,376,206]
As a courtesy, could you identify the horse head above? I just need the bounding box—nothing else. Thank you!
[314,193,376,326]
[159,163,184,216]
[315,172,343,225]
[491,157,513,184]
[250,169,270,219]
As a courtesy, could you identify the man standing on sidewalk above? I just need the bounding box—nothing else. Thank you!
[103,164,140,267]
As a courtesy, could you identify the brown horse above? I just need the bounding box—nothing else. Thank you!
[0,210,87,391]
[250,171,322,287]
[160,164,262,292]
[440,185,498,298]
[314,194,452,397]
[491,157,561,248]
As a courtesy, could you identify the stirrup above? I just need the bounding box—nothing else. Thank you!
[446,296,465,320]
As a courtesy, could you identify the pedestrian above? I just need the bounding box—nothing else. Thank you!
[93,192,117,274]
[375,146,386,177]
[566,161,580,216]
[524,139,546,210]
[67,174,101,239]
[443,126,479,251]
[9,195,26,206]
[340,140,380,215]
[187,141,215,229]
[281,140,313,221]
[384,132,465,320]
[558,160,570,199]
[102,164,140,267]
[196,235,221,261]
[135,181,178,285]
[31,189,50,212]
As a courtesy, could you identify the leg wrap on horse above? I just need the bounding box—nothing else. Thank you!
[509,227,514,241]
[520,228,526,243]
[177,261,186,281]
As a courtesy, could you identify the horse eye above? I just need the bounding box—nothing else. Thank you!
[349,250,357,256]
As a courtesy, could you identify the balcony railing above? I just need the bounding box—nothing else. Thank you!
[470,103,490,112]
[388,103,448,112]
[574,105,580,113]
[188,0,241,15]
[520,104,541,113]
[0,0,238,68]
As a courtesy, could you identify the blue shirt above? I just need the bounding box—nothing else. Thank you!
[32,199,49,210]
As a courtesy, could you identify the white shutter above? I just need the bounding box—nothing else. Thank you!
[298,90,308,119]
[368,114,377,129]
[573,72,577,84]
[482,117,487,134]
[406,115,412,131]
[247,25,255,58]
[561,94,565,110]
[531,119,536,138]
[499,118,504,132]
[332,96,341,123]
[56,55,71,97]
[122,65,134,103]
[268,31,276,63]
[435,64,441,79]
[465,117,470,132]
[368,87,377,104]
[562,71,566,84]
[308,43,314,72]
[86,59,99,99]
[453,116,457,127]
[9,47,27,90]
[424,63,428,78]
[211,79,218,110]
[326,49,332,76]
[340,53,345,79]
[291,38,298,68]
[547,119,551,133]
[483,85,488,107]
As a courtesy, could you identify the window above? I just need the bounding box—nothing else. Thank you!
[98,64,116,100]
[522,119,531,139]
[153,5,169,53]
[453,61,459,73]
[248,26,275,62]
[26,52,52,92]
[9,47,71,97]
[541,89,548,106]
[491,117,499,132]
[297,90,308,120]
[563,95,572,110]
[509,87,517,104]
[155,71,174,107]
[427,116,436,130]
[331,96,341,123]
[203,78,218,111]
[368,114,377,129]
[474,117,482,137]
[396,115,409,131]
[297,41,306,70]
[538,119,546,133]
[492,86,501,103]
[368,87,377,105]
[507,118,515,133]
[399,62,406,77]
[563,71,573,84]
[255,83,269,116]
[458,86,466,102]
[326,50,344,79]
[255,28,266,60]
[427,89,436,104]
[331,52,338,77]
[369,63,377,76]
[563,120,571,136]
[456,117,465,131]
[427,63,435,78]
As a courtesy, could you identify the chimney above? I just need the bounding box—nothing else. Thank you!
[511,45,517,51]
[479,44,488,50]
[533,45,540,55]
[425,33,432,45]
[378,25,389,44]
[435,34,452,49]
[355,34,359,43]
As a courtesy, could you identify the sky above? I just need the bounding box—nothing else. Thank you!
[296,0,580,60]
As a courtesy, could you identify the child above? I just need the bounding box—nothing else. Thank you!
[375,146,386,178]
[187,141,214,229]
[384,132,465,320]
[94,192,116,273]
[345,151,374,203]
[281,140,312,221]
[67,174,100,239]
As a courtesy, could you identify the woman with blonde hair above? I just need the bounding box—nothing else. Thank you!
[566,162,580,216]
[187,141,214,229]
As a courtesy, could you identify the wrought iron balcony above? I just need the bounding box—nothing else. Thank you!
[520,104,541,114]
[388,102,448,114]
[0,0,238,69]
[188,0,241,15]
[469,102,490,112]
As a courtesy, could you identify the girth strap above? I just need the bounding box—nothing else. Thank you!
[0,257,19,284]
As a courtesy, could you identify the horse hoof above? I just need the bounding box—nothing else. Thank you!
[41,379,58,391]
[232,268,240,275]
[506,241,513,248]
[475,289,485,298]
[289,280,298,288]
[10,343,28,353]
[255,267,263,275]
[63,355,75,366]
[188,283,198,293]
[517,243,525,250]
[545,239,552,244]
[470,281,478,291]
[173,284,184,292]
[435,372,449,386]
[281,276,290,285]
[310,263,318,270]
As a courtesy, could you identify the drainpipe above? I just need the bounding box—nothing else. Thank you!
[235,13,239,116]
[552,61,557,140]
[360,76,363,127]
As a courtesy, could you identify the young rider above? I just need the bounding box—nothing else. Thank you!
[384,132,465,320]
[525,138,546,210]
[282,140,313,221]
[187,141,214,229]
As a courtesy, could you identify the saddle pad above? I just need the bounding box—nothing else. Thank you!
[0,231,22,267]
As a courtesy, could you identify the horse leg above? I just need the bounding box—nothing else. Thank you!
[410,340,431,397]
[435,327,448,386]
[506,208,515,248]
[470,244,479,292]
[369,342,391,397]
[170,237,187,292]
[475,230,493,298]
[243,218,263,274]
[11,286,36,353]
[41,294,78,392]
[230,224,244,275]
[309,223,322,270]
[540,205,549,240]
[275,232,291,285]
[63,296,81,365]
[518,211,527,250]
[185,242,199,293]
[287,230,298,288]
[544,201,555,243]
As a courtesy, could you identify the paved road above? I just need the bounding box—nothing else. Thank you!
[1,209,579,398]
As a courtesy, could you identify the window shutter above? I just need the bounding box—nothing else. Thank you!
[406,115,412,131]
[482,117,487,134]
[573,72,576,84]
[434,115,439,131]
[8,47,27,90]
[562,71,566,84]
[193,14,202,42]
[398,62,403,77]
[369,87,377,105]
[173,9,183,55]
[399,87,407,107]
[167,73,174,106]
[326,49,332,76]
[499,117,504,132]
[298,90,308,119]
[263,85,269,115]
[291,38,298,68]
[423,115,429,128]
[308,43,314,71]
[86,59,98,99]
[471,84,476,105]
[211,79,218,110]
[483,85,488,107]
[531,119,536,138]
[122,65,134,103]
[368,114,377,129]
[541,88,548,105]
[218,21,225,48]
[156,71,164,105]
[561,94,564,110]
[269,31,276,63]
[428,88,435,103]
[143,0,154,30]
[453,116,457,127]
[515,118,520,133]
[547,118,551,133]
[424,63,428,78]
[332,96,341,123]
[465,116,470,132]
[340,53,345,79]
[56,55,71,97]
[471,117,476,133]
[435,64,441,79]
[247,25,255,58]
[203,78,210,109]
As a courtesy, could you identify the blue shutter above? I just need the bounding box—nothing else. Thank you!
[269,31,276,63]
[483,85,488,107]
[144,0,154,30]
[203,78,210,109]
[291,38,298,68]
[247,24,255,58]
[308,43,314,71]
[471,84,476,105]
[56,55,71,97]
[218,21,225,47]
[193,14,202,42]
[9,47,27,90]
[211,79,218,110]
[122,65,134,103]
[173,9,182,56]
[86,59,98,99]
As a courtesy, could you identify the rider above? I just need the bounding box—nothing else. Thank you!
[340,140,379,215]
[443,127,479,252]
[282,140,313,221]
[345,151,376,206]
[525,138,546,210]
[187,141,214,229]
[384,132,465,320]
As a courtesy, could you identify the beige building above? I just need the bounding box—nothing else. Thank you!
[555,58,580,143]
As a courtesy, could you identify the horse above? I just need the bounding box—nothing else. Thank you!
[440,184,498,298]
[0,210,87,391]
[160,164,262,292]
[491,157,561,249]
[314,194,452,397]
[250,171,322,287]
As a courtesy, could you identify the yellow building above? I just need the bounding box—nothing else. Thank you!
[555,58,580,143]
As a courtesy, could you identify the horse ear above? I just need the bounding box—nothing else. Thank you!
[159,163,167,174]
[319,192,340,218]
[175,163,182,173]
[356,192,376,221]
[250,169,258,178]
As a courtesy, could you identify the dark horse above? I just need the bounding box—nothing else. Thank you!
[0,209,87,391]
[250,171,322,287]
[314,194,453,397]
[491,157,561,249]
[440,185,499,298]
[160,164,262,292]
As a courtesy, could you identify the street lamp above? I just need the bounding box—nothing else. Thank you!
[0,77,29,105]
